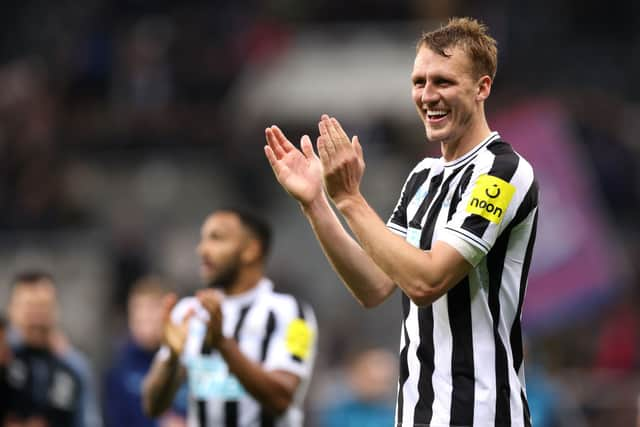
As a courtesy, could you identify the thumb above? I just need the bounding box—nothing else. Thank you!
[352,135,364,160]
[301,135,317,159]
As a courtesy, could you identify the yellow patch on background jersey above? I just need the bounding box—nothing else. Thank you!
[466,174,515,224]
[285,319,313,360]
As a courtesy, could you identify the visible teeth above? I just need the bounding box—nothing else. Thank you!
[427,110,447,117]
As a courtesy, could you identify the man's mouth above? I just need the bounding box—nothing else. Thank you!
[200,260,215,273]
[426,110,449,122]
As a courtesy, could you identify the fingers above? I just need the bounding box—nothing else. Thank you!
[264,144,279,171]
[300,135,317,160]
[197,289,223,313]
[265,125,296,158]
[316,135,329,166]
[327,117,347,145]
[318,119,336,157]
[265,127,286,159]
[352,135,363,161]
[318,114,351,153]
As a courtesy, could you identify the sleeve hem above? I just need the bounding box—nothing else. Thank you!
[438,229,487,267]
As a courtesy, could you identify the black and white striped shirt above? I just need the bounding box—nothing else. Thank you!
[167,278,317,427]
[387,132,538,427]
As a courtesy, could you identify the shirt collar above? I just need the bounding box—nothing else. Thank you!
[443,131,500,168]
[223,277,273,306]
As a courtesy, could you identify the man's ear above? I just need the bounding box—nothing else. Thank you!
[477,75,492,102]
[241,238,262,264]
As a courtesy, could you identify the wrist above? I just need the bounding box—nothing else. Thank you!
[216,336,235,354]
[334,193,365,214]
[300,192,330,217]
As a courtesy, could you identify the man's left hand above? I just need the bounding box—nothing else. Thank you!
[317,114,365,208]
[197,289,224,349]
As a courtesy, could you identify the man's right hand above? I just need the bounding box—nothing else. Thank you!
[264,125,324,207]
[161,294,192,359]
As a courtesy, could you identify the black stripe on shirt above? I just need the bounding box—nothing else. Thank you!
[522,388,532,427]
[198,400,208,427]
[291,297,307,363]
[408,172,443,229]
[225,401,238,427]
[461,141,520,238]
[260,412,275,427]
[396,294,411,425]
[233,305,252,339]
[412,306,435,425]
[509,188,538,377]
[259,311,277,427]
[222,304,253,427]
[390,168,431,229]
[419,166,465,249]
[511,211,537,427]
[260,311,276,362]
[448,277,475,426]
[487,231,511,426]
[448,164,475,221]
[509,181,539,230]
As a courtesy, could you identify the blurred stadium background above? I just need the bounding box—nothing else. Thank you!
[0,0,638,425]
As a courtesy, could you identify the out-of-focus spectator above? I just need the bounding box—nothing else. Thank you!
[593,292,640,376]
[6,270,103,427]
[0,59,91,230]
[525,337,587,427]
[0,313,10,424]
[526,363,587,427]
[319,348,396,427]
[103,276,186,427]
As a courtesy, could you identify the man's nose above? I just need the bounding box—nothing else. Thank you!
[421,82,439,104]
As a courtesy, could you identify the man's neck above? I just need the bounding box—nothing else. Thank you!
[225,268,263,296]
[441,118,492,162]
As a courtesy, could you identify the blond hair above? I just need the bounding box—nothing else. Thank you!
[417,17,498,80]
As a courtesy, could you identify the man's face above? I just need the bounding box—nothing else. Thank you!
[411,45,484,145]
[197,212,252,290]
[9,280,58,349]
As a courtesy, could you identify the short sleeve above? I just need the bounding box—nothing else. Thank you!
[439,146,534,266]
[263,297,317,380]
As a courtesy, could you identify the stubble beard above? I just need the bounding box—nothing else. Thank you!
[207,261,241,291]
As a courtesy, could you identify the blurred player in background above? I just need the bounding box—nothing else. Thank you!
[142,208,317,426]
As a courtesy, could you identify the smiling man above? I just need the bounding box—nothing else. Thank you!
[265,17,538,427]
[142,209,317,427]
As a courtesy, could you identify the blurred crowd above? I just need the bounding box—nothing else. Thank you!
[0,0,640,426]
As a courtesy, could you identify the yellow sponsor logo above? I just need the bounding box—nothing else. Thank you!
[285,319,313,360]
[466,174,515,224]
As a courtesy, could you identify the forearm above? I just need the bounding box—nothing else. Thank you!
[217,337,296,415]
[302,194,395,308]
[336,194,466,305]
[142,352,185,417]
